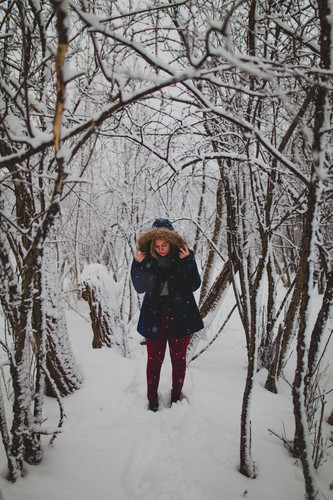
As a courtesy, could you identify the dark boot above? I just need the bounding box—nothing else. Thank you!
[170,394,181,407]
[148,401,159,412]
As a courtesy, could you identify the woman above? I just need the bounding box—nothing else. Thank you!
[131,218,204,411]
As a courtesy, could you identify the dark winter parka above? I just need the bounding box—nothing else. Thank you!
[131,219,204,340]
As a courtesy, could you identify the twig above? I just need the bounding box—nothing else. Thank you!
[268,427,294,455]
[41,365,66,446]
[62,296,90,322]
[191,303,237,361]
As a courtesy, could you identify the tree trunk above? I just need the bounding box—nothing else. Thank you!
[306,269,333,383]
[199,256,238,319]
[327,410,333,426]
[240,237,267,477]
[81,264,128,356]
[199,178,223,305]
[292,3,331,498]
[264,279,302,393]
[0,376,17,481]
[42,246,83,397]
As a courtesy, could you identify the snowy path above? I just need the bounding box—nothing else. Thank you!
[0,302,331,500]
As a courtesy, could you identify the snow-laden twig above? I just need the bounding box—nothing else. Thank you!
[40,364,66,447]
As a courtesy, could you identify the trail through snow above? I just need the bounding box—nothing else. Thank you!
[0,300,332,500]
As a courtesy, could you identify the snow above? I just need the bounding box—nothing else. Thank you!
[0,296,332,500]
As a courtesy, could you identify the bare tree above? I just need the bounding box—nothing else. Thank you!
[0,0,331,494]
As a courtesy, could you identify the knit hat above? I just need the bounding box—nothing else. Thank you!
[152,218,175,231]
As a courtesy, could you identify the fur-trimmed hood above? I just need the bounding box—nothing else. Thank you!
[137,227,186,253]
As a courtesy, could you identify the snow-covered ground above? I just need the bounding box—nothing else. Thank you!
[0,298,332,500]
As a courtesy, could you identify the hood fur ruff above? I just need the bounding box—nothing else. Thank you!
[137,227,186,252]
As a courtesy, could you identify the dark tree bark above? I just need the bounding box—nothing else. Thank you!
[199,256,238,319]
[327,411,333,426]
[292,2,331,498]
[81,264,128,355]
[82,284,113,349]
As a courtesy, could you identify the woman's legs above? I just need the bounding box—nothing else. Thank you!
[168,333,191,401]
[145,307,191,407]
[145,308,169,405]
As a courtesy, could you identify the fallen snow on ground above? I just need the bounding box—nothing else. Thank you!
[0,299,332,500]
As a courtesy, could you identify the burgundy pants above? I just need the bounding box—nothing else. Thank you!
[146,307,191,404]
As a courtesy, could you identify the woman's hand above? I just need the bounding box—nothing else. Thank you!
[134,248,146,263]
[179,245,190,259]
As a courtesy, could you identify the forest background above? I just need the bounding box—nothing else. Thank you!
[0,1,332,499]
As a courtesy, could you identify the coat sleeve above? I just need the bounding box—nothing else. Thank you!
[179,251,201,292]
[131,258,151,294]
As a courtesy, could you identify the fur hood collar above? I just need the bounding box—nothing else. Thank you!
[137,227,186,252]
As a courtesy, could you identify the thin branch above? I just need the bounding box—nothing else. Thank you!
[191,303,237,362]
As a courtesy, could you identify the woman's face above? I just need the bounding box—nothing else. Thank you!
[154,239,171,257]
